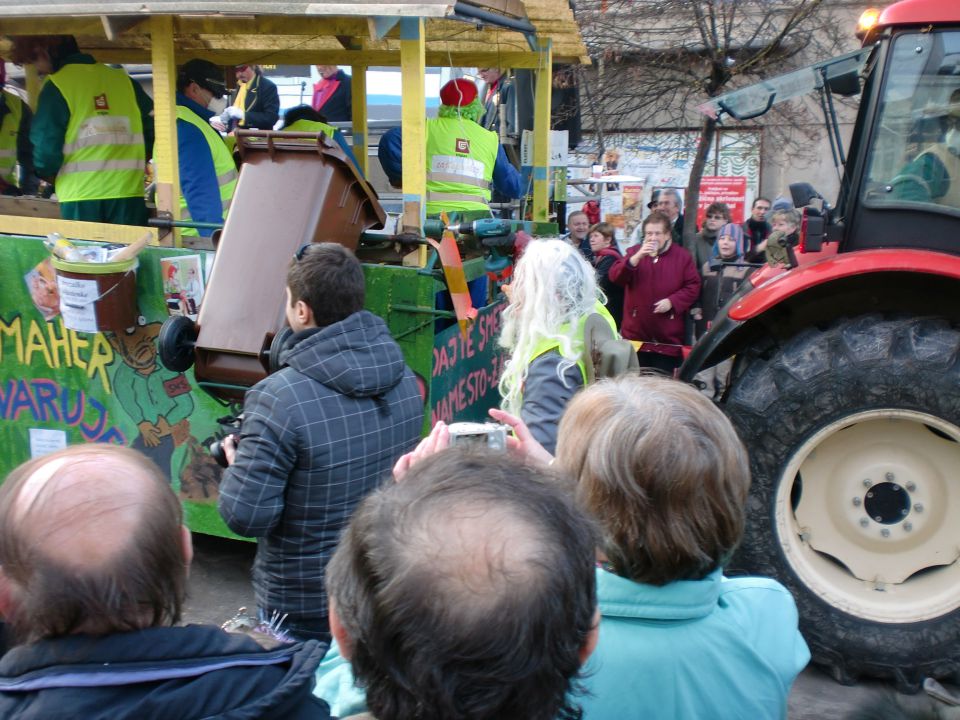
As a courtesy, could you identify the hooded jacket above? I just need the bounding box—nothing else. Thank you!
[219,310,424,628]
[0,624,329,720]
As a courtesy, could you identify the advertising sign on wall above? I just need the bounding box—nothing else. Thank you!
[696,176,748,226]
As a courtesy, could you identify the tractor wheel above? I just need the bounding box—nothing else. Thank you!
[724,315,960,691]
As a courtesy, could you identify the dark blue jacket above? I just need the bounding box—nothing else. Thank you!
[219,310,424,628]
[176,92,225,237]
[378,126,523,200]
[0,624,329,719]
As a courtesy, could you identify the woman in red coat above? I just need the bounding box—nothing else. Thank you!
[609,212,701,373]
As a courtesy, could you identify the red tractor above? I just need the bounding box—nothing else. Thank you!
[681,0,960,690]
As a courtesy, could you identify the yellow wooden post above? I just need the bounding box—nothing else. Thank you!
[399,17,426,263]
[149,15,181,247]
[23,65,41,110]
[350,64,368,177]
[532,39,553,222]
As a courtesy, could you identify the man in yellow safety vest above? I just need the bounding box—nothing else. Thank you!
[11,35,153,225]
[377,78,522,219]
[176,59,238,238]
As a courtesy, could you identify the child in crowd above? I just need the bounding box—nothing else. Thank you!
[588,222,624,329]
[691,222,755,399]
[765,208,801,267]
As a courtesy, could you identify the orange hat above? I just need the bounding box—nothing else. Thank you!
[439,79,478,108]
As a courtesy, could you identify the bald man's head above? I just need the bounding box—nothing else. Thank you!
[0,445,189,644]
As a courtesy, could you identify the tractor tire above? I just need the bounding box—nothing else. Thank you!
[724,315,960,692]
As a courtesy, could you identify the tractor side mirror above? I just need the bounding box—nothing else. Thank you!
[790,182,822,209]
[826,67,861,97]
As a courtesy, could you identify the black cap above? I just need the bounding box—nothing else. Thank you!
[180,59,226,99]
[647,189,661,210]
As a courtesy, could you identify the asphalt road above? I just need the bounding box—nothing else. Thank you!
[183,533,954,720]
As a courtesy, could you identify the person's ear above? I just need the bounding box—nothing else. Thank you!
[295,299,315,327]
[328,599,355,661]
[180,525,194,574]
[578,608,601,666]
[0,569,18,620]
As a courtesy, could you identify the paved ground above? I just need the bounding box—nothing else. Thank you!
[183,533,954,720]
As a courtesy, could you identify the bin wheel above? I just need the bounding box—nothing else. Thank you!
[158,315,197,372]
[268,327,294,374]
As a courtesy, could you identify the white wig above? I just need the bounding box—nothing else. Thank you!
[498,238,600,416]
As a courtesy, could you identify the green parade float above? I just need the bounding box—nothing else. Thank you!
[0,1,587,537]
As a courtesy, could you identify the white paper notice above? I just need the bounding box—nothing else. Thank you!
[57,275,99,333]
[29,428,67,458]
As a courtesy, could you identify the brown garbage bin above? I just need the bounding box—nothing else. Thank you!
[191,130,386,401]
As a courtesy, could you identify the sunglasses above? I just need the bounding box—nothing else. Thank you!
[235,65,249,72]
[293,243,313,262]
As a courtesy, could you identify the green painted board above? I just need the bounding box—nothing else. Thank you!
[0,236,507,538]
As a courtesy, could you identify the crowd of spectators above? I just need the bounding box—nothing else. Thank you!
[0,223,817,719]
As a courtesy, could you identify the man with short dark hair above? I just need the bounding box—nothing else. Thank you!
[743,196,772,260]
[325,449,600,720]
[219,243,424,644]
[0,444,328,718]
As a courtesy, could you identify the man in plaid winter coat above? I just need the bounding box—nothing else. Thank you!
[219,243,424,644]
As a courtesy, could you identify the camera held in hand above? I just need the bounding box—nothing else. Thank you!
[447,422,509,452]
[210,414,243,468]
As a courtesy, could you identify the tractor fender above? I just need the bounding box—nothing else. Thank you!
[679,248,960,381]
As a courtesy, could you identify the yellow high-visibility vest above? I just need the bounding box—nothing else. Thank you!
[175,105,238,237]
[47,63,145,202]
[424,117,497,214]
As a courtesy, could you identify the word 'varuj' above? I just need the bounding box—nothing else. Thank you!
[0,377,126,443]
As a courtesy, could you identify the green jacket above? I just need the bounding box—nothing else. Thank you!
[31,53,154,183]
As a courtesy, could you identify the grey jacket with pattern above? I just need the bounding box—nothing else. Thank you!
[219,310,424,627]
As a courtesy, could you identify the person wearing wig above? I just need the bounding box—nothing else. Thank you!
[498,238,616,454]
[691,222,756,398]
[377,78,522,217]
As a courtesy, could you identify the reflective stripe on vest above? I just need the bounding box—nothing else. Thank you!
[424,117,497,214]
[176,105,238,237]
[47,63,146,202]
[0,91,23,186]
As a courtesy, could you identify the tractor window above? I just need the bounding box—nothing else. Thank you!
[862,31,960,216]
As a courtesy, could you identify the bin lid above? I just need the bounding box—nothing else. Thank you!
[51,257,138,275]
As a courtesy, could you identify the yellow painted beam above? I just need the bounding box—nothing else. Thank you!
[0,217,160,244]
[149,15,181,248]
[399,17,426,253]
[532,39,553,222]
[350,65,369,177]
